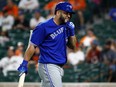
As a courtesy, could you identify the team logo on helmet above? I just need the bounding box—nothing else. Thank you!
[67,5,72,9]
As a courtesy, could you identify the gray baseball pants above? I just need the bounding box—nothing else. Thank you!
[38,63,64,87]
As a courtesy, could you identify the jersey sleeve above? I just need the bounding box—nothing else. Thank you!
[66,22,75,37]
[30,24,46,46]
[67,27,75,37]
[69,28,75,36]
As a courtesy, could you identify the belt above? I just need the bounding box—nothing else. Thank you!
[56,64,64,67]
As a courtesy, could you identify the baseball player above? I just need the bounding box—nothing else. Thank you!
[18,1,77,87]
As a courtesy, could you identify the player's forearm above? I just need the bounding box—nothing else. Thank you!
[24,44,35,61]
[70,36,77,51]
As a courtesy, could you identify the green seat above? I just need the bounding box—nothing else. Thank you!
[0,49,6,59]
[7,71,19,82]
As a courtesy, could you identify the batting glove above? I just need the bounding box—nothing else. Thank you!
[66,22,75,36]
[18,60,28,76]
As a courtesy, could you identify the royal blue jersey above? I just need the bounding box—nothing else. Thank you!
[30,18,75,65]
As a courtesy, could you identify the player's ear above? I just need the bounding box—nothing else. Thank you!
[56,10,61,16]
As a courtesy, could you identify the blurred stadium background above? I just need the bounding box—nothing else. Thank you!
[0,0,116,87]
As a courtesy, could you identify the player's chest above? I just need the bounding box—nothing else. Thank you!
[45,26,67,40]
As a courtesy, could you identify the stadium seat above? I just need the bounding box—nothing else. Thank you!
[7,71,19,82]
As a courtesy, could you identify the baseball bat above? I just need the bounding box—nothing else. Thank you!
[18,73,26,87]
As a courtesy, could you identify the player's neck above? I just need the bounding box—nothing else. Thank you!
[53,17,61,25]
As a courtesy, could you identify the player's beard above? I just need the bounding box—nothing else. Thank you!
[59,14,70,24]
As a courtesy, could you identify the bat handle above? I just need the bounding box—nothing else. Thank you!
[19,72,25,76]
[18,73,26,87]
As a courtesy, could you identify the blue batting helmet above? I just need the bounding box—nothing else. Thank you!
[55,2,75,14]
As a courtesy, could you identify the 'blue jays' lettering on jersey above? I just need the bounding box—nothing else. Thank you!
[30,18,74,65]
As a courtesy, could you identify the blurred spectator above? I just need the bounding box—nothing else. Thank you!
[109,59,116,82]
[88,0,102,17]
[31,47,40,71]
[86,39,101,64]
[100,39,116,82]
[67,46,85,71]
[1,9,14,31]
[0,46,23,76]
[13,11,29,30]
[108,8,116,22]
[15,42,24,57]
[69,0,86,11]
[44,0,64,11]
[92,0,101,5]
[69,0,86,30]
[44,0,64,19]
[0,31,9,46]
[101,0,116,14]
[0,0,7,11]
[31,47,40,64]
[79,28,97,50]
[3,0,19,19]
[30,9,46,29]
[18,0,39,13]
[68,47,85,66]
[112,39,116,52]
[0,12,3,29]
[46,7,54,20]
[100,40,116,65]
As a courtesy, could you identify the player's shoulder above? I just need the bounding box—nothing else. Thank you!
[33,18,53,32]
[36,18,52,27]
[41,18,53,26]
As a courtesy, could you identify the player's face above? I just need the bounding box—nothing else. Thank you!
[59,10,72,23]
